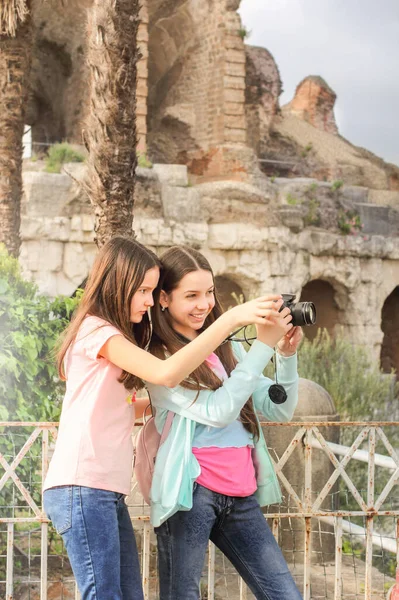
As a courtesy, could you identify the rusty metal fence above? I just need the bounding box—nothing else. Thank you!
[1,421,399,600]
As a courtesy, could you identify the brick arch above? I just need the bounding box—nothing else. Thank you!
[215,275,245,311]
[299,279,343,342]
[145,0,246,166]
[380,286,399,376]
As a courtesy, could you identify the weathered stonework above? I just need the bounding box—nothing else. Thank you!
[245,45,282,156]
[20,164,399,373]
[283,76,338,135]
[27,1,399,189]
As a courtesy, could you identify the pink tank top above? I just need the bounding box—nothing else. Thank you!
[192,352,257,497]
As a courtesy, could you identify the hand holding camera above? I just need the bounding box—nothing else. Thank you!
[277,326,304,357]
[255,301,293,348]
[256,293,316,351]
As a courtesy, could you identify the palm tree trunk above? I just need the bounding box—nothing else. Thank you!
[85,0,141,247]
[0,6,32,257]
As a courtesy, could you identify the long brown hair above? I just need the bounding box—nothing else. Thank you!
[150,246,260,439]
[58,236,161,390]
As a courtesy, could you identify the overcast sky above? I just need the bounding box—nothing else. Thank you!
[239,0,399,166]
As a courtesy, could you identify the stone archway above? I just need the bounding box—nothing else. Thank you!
[299,279,341,341]
[380,286,399,375]
[215,275,245,311]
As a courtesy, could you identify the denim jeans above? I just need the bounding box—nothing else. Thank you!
[43,486,144,600]
[155,484,302,600]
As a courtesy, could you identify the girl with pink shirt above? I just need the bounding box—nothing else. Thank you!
[43,236,286,600]
[147,246,304,600]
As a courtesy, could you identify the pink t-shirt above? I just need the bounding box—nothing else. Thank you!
[192,352,257,497]
[43,316,136,495]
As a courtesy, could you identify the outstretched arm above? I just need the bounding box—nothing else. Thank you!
[146,311,295,426]
[100,296,283,387]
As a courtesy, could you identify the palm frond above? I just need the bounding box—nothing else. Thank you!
[0,0,29,37]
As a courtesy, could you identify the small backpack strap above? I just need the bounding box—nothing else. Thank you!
[160,410,174,445]
[146,389,174,445]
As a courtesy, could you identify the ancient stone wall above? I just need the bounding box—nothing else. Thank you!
[29,0,93,145]
[245,45,282,156]
[145,0,247,168]
[20,164,399,370]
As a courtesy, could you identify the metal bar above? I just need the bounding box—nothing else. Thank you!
[141,521,151,600]
[41,521,48,600]
[4,420,399,427]
[272,427,306,509]
[6,522,14,600]
[0,426,42,491]
[364,516,374,600]
[207,542,215,600]
[272,517,279,542]
[0,422,59,427]
[367,428,376,510]
[334,517,343,600]
[319,516,398,554]
[42,428,49,488]
[310,437,397,470]
[312,426,369,512]
[304,429,313,512]
[303,517,311,600]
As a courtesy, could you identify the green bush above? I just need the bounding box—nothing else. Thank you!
[297,328,397,421]
[0,245,81,422]
[45,142,85,174]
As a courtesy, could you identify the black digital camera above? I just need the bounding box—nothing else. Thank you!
[280,294,316,327]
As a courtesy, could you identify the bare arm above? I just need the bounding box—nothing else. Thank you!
[100,295,283,387]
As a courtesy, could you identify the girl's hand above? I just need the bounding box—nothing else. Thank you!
[277,326,304,356]
[227,295,284,328]
[255,306,293,348]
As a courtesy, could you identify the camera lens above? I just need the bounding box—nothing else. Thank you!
[296,302,316,326]
[280,294,316,327]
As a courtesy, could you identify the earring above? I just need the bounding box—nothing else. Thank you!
[161,305,166,312]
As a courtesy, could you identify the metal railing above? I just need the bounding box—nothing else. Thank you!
[1,421,399,600]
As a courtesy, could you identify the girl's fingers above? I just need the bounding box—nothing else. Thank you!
[255,295,283,303]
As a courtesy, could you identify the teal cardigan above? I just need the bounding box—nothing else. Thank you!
[145,340,298,527]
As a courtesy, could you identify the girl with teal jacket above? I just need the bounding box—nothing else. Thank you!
[146,246,303,600]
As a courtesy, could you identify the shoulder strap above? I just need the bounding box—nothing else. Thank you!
[160,410,174,445]
[146,388,174,444]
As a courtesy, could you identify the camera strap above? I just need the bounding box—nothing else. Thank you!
[268,351,288,404]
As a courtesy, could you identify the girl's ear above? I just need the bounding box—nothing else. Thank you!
[159,290,169,309]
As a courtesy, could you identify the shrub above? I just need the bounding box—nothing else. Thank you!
[0,245,81,422]
[45,142,85,174]
[286,193,300,206]
[137,152,153,169]
[297,328,397,421]
[238,26,251,40]
[337,209,363,235]
[304,197,320,226]
[331,179,344,191]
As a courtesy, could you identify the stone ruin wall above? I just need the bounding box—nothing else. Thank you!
[21,0,399,376]
[20,163,399,376]
[28,0,251,179]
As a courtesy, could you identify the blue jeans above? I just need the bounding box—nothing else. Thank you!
[43,486,144,600]
[155,484,302,600]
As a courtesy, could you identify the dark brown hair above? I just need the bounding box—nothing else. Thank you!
[150,245,260,439]
[57,236,161,390]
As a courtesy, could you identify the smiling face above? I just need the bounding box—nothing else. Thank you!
[130,266,160,323]
[160,269,215,339]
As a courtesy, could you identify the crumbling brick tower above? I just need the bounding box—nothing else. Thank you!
[29,0,254,183]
